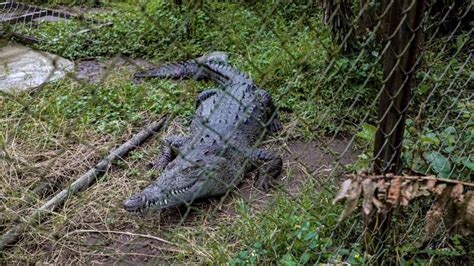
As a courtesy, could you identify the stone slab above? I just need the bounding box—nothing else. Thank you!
[0,43,74,92]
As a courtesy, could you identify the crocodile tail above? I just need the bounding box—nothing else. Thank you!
[132,51,254,86]
[133,60,199,79]
[133,51,229,80]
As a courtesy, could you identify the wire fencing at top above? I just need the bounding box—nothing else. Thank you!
[0,0,472,264]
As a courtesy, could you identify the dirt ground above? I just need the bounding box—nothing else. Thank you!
[74,56,153,83]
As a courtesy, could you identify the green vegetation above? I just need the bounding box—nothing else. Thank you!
[1,1,472,264]
[14,1,381,135]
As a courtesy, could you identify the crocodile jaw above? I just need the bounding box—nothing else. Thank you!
[124,147,229,214]
[123,181,198,214]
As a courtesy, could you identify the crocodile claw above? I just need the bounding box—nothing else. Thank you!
[255,173,276,191]
[269,119,283,133]
[145,162,154,170]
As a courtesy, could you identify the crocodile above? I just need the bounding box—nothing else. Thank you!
[124,52,283,214]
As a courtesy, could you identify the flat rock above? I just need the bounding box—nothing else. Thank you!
[0,43,74,93]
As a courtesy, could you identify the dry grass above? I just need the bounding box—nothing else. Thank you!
[0,106,355,263]
[1,116,176,263]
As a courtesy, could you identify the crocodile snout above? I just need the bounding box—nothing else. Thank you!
[123,195,145,213]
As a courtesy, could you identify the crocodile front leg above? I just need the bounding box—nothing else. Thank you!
[146,135,189,170]
[257,90,282,133]
[196,88,220,108]
[249,148,283,191]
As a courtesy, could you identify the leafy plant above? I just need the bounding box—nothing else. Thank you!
[402,100,473,180]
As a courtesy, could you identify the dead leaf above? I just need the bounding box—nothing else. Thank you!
[466,192,474,218]
[458,191,474,236]
[387,176,402,205]
[333,178,352,205]
[362,179,376,216]
[400,182,415,206]
[377,179,389,201]
[410,182,419,199]
[359,170,368,177]
[425,208,445,240]
[450,183,463,201]
[415,182,431,197]
[339,196,359,221]
[424,186,452,240]
[433,184,447,195]
[372,197,385,212]
[426,179,437,190]
[338,179,362,221]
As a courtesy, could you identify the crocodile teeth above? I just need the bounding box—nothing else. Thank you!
[164,199,168,205]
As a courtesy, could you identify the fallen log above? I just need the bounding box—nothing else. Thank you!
[0,116,168,250]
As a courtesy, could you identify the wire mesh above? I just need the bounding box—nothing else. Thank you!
[0,0,472,264]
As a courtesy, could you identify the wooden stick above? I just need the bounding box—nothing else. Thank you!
[62,229,178,247]
[346,173,474,188]
[0,116,167,250]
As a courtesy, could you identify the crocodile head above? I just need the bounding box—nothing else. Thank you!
[124,150,229,214]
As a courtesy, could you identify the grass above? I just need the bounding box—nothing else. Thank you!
[1,0,473,264]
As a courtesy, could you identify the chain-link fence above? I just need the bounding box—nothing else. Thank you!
[1,0,472,264]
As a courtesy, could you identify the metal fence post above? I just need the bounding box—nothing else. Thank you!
[367,0,426,260]
[373,0,426,174]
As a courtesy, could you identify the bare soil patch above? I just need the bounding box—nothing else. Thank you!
[74,56,153,83]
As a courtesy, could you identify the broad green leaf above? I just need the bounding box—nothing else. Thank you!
[418,84,430,94]
[461,157,474,171]
[444,126,456,135]
[299,252,311,264]
[280,254,297,266]
[356,123,377,141]
[444,146,455,153]
[421,133,440,146]
[426,151,451,177]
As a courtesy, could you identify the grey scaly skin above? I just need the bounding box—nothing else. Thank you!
[124,52,283,214]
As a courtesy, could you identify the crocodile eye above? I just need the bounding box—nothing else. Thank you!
[183,164,200,174]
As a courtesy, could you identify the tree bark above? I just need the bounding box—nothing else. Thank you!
[369,0,426,262]
[317,0,355,53]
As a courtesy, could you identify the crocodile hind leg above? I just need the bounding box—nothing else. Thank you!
[146,135,189,170]
[196,88,220,108]
[249,148,283,191]
[257,90,282,133]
